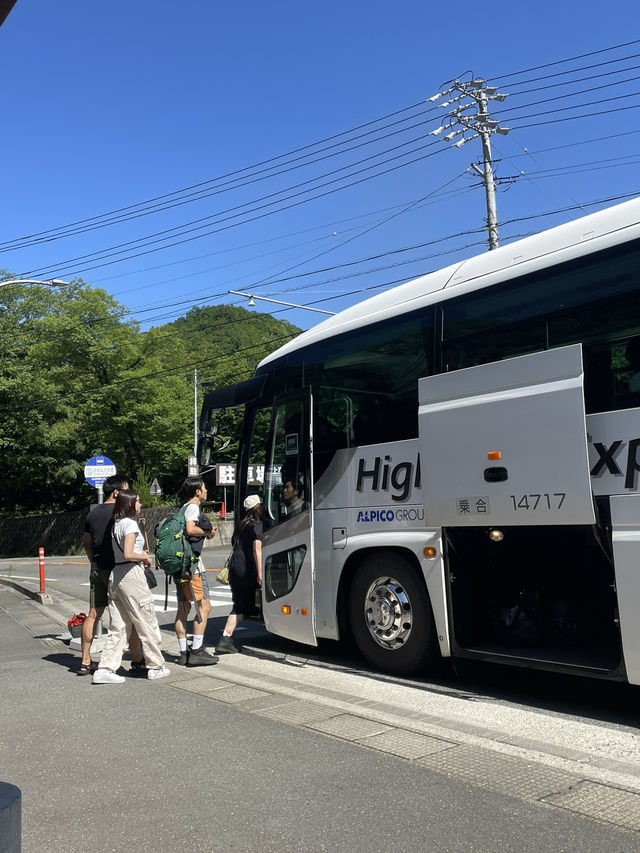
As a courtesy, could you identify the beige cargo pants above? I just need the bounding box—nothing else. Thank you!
[99,563,165,671]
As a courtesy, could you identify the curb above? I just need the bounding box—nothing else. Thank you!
[0,576,52,605]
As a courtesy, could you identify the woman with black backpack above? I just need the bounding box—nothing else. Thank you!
[215,494,263,654]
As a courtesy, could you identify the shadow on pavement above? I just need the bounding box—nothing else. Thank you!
[42,651,83,672]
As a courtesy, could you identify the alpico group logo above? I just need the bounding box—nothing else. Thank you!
[356,507,424,524]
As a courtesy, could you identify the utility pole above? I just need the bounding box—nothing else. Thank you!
[193,368,198,456]
[429,78,509,251]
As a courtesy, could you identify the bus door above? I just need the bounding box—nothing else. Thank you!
[418,344,595,527]
[260,391,317,646]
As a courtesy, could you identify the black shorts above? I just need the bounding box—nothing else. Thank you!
[89,568,111,609]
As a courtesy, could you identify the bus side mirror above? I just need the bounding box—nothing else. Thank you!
[196,418,218,466]
[196,435,211,467]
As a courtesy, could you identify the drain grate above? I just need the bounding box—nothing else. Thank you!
[209,685,271,703]
[306,713,392,741]
[171,676,234,694]
[417,743,580,801]
[256,700,342,726]
[1,600,66,645]
[357,728,455,760]
[543,781,640,832]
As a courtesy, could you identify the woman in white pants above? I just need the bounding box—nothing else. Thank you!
[93,490,169,684]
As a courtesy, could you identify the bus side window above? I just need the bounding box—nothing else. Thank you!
[582,347,614,414]
[625,338,640,394]
[264,397,310,529]
[605,338,640,412]
[353,396,379,445]
[313,394,353,480]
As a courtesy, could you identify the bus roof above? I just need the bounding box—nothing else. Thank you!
[259,196,640,368]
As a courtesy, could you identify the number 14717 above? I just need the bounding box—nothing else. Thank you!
[510,493,566,511]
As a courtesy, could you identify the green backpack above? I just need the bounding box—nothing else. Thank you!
[154,508,196,577]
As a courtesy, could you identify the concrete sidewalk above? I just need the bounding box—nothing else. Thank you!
[0,558,227,660]
[0,544,229,616]
[0,572,88,628]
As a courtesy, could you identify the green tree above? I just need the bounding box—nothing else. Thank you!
[168,304,300,467]
[0,279,299,516]
[0,278,187,512]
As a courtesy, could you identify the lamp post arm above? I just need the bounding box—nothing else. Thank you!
[228,290,335,315]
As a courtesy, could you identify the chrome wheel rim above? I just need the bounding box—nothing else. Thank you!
[363,575,412,650]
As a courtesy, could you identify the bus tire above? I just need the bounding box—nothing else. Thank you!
[348,552,438,676]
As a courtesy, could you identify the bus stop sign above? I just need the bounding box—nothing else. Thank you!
[84,455,116,487]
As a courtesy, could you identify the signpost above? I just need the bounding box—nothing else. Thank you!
[150,477,162,506]
[84,455,116,504]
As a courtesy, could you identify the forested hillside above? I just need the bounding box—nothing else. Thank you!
[0,277,300,515]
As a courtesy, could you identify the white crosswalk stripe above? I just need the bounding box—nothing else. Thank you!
[151,588,232,611]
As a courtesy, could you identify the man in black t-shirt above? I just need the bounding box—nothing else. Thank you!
[79,475,142,674]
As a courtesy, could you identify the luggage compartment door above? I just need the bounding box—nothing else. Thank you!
[418,344,595,527]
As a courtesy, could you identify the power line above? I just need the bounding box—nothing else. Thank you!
[23,141,448,280]
[509,61,640,98]
[0,103,440,252]
[4,40,638,256]
[0,215,486,350]
[0,182,478,351]
[4,188,638,353]
[499,73,640,116]
[94,126,638,297]
[493,39,640,81]
[0,223,595,412]
[4,38,640,307]
[501,88,640,121]
[5,46,638,262]
[511,101,640,130]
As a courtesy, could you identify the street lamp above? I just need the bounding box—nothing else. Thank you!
[0,278,69,288]
[228,289,336,315]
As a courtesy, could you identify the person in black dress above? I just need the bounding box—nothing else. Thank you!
[215,495,263,654]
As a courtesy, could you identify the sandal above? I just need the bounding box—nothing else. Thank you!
[77,663,93,676]
[130,659,147,676]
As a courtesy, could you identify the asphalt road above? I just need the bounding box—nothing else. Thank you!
[2,582,640,853]
[2,551,640,737]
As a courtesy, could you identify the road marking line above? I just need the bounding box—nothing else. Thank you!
[0,574,59,581]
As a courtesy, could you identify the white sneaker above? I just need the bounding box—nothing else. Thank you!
[92,668,125,685]
[147,665,170,680]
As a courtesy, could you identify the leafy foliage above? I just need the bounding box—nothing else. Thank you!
[0,276,299,515]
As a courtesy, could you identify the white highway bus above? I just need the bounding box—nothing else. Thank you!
[199,197,640,683]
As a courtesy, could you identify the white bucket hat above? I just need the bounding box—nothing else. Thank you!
[243,494,261,511]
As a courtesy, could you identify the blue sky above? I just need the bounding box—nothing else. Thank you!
[1,1,640,337]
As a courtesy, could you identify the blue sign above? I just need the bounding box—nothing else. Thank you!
[84,455,116,487]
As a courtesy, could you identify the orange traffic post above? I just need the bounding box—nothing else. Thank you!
[220,502,225,519]
[38,547,45,594]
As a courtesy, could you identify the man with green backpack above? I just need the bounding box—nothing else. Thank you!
[156,476,218,666]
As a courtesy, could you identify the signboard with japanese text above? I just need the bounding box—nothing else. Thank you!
[84,455,116,487]
[216,464,237,485]
[215,463,276,486]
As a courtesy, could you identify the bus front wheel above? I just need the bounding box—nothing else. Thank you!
[348,553,438,676]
